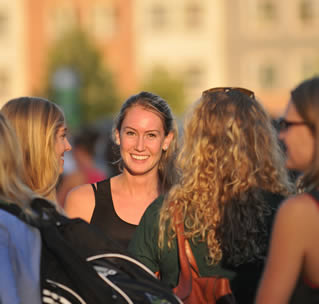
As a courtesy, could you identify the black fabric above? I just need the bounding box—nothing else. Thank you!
[90,179,137,250]
[289,276,319,304]
[309,189,319,202]
[1,199,181,304]
[228,191,286,304]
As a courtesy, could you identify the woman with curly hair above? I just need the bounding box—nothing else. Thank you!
[128,87,294,303]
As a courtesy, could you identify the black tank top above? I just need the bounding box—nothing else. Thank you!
[90,179,137,250]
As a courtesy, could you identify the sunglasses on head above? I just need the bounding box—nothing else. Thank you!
[202,87,255,99]
[277,117,312,132]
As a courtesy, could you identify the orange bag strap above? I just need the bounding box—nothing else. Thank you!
[174,210,200,299]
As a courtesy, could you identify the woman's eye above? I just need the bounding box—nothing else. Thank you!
[126,131,135,136]
[148,133,156,138]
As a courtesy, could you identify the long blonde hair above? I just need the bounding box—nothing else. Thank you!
[0,113,35,209]
[159,89,294,265]
[1,97,65,202]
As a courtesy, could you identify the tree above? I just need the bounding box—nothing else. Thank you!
[141,66,186,116]
[43,28,119,128]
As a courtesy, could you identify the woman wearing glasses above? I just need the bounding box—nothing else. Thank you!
[256,76,319,304]
[129,87,293,303]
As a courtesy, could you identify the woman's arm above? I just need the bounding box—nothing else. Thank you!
[64,184,96,222]
[255,195,313,304]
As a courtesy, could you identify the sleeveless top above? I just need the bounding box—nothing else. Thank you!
[90,179,137,250]
[289,190,319,304]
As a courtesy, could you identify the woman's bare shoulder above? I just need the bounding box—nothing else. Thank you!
[277,193,319,225]
[64,183,96,222]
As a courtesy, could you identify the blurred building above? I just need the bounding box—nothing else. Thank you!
[0,0,318,116]
[134,0,319,116]
[224,0,319,115]
[0,0,27,104]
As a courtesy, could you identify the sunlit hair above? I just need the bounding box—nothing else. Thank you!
[290,76,319,190]
[0,113,35,212]
[159,89,294,265]
[112,91,178,193]
[1,97,65,202]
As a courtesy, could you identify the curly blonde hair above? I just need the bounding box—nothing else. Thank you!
[159,89,294,265]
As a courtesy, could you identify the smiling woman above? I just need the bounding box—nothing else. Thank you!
[0,97,72,206]
[64,91,178,249]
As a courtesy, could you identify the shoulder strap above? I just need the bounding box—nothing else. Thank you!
[174,210,200,299]
[0,200,39,227]
[91,183,97,195]
[308,189,319,204]
[0,201,23,217]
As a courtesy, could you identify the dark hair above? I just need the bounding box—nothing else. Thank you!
[73,126,100,157]
[112,91,178,193]
[291,76,319,189]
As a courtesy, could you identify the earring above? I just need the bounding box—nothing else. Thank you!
[163,145,168,151]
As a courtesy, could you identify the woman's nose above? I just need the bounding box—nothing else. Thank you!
[65,138,72,151]
[135,136,145,151]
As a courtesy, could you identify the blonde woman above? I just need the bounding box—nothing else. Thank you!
[256,76,319,303]
[1,97,72,204]
[0,113,41,304]
[129,88,294,303]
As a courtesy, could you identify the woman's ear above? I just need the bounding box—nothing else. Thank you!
[163,132,174,151]
[115,129,120,145]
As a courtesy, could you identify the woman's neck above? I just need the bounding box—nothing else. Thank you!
[114,171,161,197]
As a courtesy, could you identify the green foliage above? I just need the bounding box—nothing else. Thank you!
[141,67,186,116]
[43,28,119,127]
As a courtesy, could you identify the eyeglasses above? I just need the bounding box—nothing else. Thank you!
[277,117,311,132]
[202,87,255,99]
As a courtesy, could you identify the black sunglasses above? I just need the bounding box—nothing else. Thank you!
[277,117,312,132]
[202,87,255,99]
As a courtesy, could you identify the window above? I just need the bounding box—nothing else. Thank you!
[0,69,9,97]
[52,6,76,38]
[299,0,314,24]
[150,4,168,30]
[91,5,117,39]
[259,65,277,88]
[185,3,202,29]
[258,1,277,22]
[301,57,319,80]
[185,66,203,88]
[0,10,8,38]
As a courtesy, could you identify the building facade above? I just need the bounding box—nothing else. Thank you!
[0,0,318,115]
[0,0,27,104]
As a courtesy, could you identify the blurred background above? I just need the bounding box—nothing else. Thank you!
[0,0,318,183]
